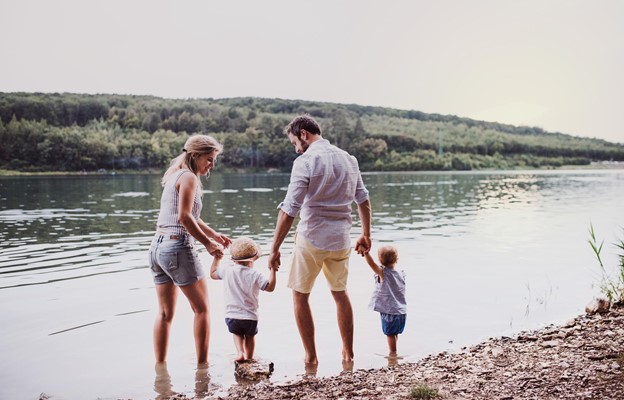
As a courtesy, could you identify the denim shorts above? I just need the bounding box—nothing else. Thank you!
[148,234,205,286]
[225,318,258,336]
[380,313,406,336]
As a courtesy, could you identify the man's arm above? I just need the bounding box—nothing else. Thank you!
[355,199,372,255]
[269,209,296,270]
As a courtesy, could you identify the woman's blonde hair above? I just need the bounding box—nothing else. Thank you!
[161,134,223,187]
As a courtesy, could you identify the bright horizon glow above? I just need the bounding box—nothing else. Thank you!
[1,0,623,144]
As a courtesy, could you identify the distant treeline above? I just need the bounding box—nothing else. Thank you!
[1,92,622,172]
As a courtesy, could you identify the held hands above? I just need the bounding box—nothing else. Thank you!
[206,240,224,258]
[268,250,281,271]
[207,232,231,258]
[214,233,232,248]
[355,235,371,256]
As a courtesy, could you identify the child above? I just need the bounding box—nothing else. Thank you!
[362,245,406,357]
[211,237,277,362]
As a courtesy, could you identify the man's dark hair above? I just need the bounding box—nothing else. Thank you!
[285,114,322,138]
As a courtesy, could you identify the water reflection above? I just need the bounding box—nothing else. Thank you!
[154,362,212,400]
[303,362,318,378]
[386,354,403,367]
[153,363,174,400]
[194,364,212,400]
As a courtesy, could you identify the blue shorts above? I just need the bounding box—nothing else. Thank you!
[380,313,406,336]
[148,234,205,286]
[225,318,258,336]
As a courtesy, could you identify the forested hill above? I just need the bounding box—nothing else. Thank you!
[1,92,622,173]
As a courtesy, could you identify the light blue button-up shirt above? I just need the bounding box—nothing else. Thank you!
[278,138,369,251]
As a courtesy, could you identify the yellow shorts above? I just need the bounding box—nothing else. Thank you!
[287,234,352,293]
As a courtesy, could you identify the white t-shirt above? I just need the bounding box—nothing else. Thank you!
[216,262,269,320]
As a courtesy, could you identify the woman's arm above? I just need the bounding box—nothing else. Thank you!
[177,172,223,257]
[197,219,232,248]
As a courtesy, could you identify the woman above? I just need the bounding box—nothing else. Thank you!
[148,134,232,365]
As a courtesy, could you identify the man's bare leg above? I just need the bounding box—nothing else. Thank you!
[293,290,318,364]
[331,290,354,362]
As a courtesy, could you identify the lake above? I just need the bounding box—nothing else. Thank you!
[0,169,623,399]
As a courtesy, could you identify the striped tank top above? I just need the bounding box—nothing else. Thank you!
[156,169,202,236]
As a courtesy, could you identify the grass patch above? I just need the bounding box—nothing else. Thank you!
[588,224,624,304]
[410,383,441,399]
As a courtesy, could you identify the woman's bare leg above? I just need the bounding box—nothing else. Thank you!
[154,282,178,362]
[180,278,210,364]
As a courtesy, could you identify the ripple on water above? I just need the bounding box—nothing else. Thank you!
[243,188,273,192]
[0,232,153,289]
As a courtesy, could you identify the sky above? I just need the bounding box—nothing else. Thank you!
[1,0,623,143]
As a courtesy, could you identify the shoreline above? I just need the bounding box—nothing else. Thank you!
[2,162,623,177]
[216,304,623,400]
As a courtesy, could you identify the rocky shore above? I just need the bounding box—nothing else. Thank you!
[215,303,623,400]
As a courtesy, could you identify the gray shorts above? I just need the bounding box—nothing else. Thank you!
[148,234,205,286]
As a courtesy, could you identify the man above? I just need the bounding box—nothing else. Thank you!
[269,114,372,367]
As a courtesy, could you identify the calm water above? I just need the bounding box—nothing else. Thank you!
[1,170,623,399]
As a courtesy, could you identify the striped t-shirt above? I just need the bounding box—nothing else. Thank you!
[156,169,202,236]
[368,266,407,315]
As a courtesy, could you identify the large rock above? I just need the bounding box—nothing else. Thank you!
[234,359,274,380]
[585,298,611,314]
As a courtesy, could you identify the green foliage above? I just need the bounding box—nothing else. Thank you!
[0,92,622,172]
[588,224,624,304]
[410,383,441,399]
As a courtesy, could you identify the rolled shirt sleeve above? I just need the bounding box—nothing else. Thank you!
[277,139,370,251]
[353,159,369,205]
[277,157,309,217]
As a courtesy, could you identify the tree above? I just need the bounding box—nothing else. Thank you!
[326,110,351,149]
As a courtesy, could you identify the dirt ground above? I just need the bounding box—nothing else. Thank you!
[213,304,623,400]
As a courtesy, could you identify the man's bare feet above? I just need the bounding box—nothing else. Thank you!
[304,361,318,377]
[304,352,318,365]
